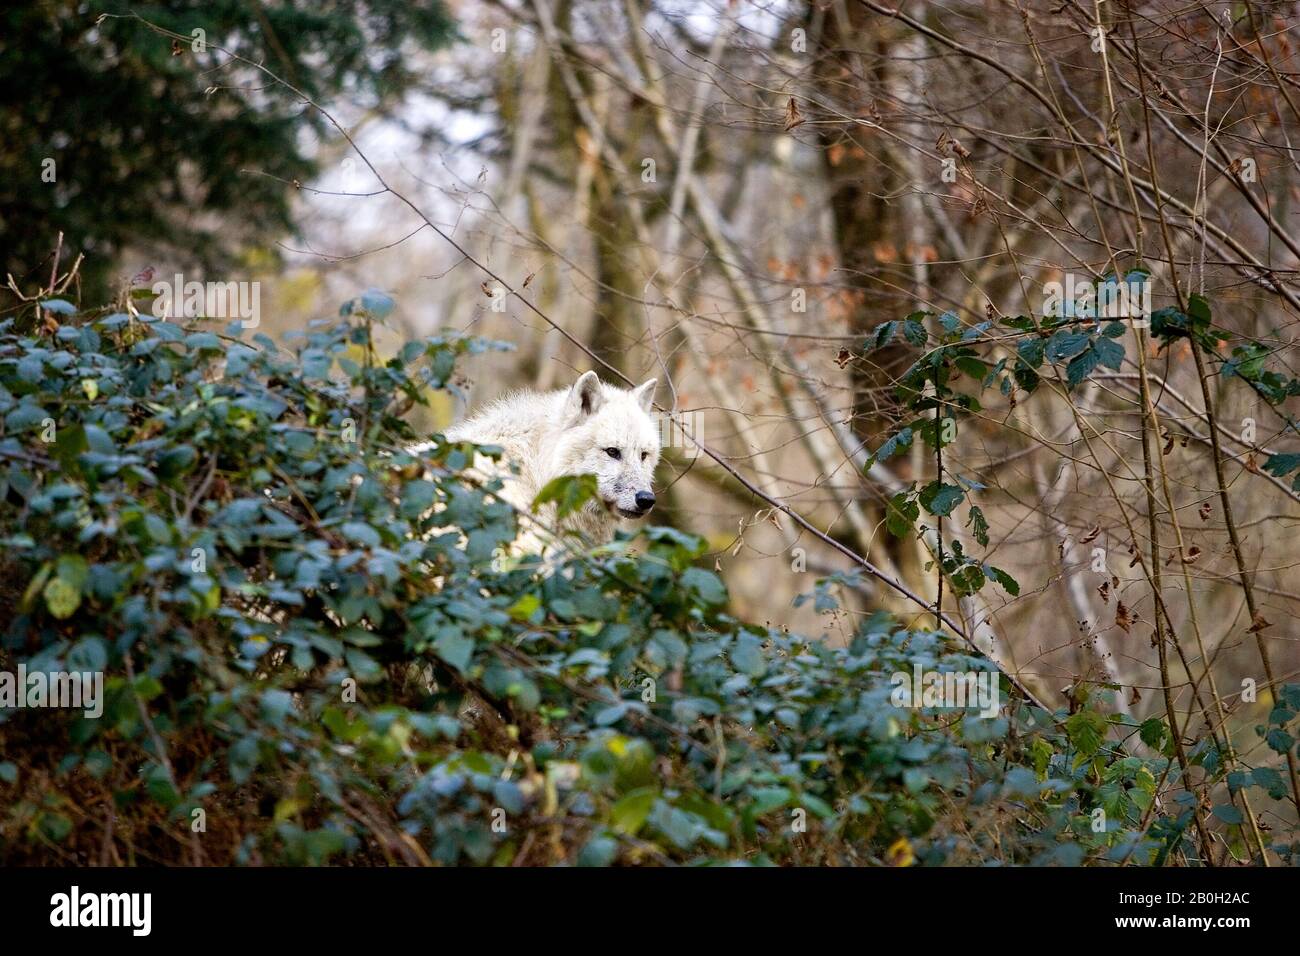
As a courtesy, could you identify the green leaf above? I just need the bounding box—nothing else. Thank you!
[1264,728,1295,755]
[359,288,395,319]
[39,298,77,315]
[750,786,792,814]
[43,576,80,619]
[886,492,919,538]
[532,474,598,519]
[731,633,766,677]
[1067,346,1100,387]
[967,506,989,547]
[681,567,727,606]
[508,593,541,621]
[1017,337,1045,368]
[1092,335,1125,369]
[870,321,897,348]
[874,426,914,464]
[1263,453,1300,478]
[902,316,928,346]
[341,522,381,548]
[1139,717,1167,750]
[919,481,964,517]
[1065,709,1107,758]
[611,788,658,835]
[987,566,1019,596]
[1211,803,1244,825]
[1045,329,1090,363]
[435,631,475,674]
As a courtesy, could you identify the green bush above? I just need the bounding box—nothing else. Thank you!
[0,294,1275,865]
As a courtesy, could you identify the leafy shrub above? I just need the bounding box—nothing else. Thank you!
[0,294,1278,865]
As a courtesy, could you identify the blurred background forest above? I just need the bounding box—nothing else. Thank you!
[5,0,1300,841]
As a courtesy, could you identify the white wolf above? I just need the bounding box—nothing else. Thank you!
[436,371,661,555]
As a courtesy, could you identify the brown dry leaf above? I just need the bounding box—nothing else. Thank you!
[1199,502,1212,520]
[1116,601,1132,633]
[1097,581,1110,604]
[835,347,852,369]
[871,241,898,263]
[783,98,805,131]
[1182,546,1201,564]
[1080,525,1101,544]
[1248,613,1272,633]
[904,242,939,263]
[522,272,536,288]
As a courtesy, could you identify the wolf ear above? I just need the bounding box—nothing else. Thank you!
[563,371,604,424]
[630,378,657,413]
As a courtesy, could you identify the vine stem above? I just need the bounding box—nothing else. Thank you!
[1136,326,1215,863]
[1190,338,1300,815]
[935,403,944,631]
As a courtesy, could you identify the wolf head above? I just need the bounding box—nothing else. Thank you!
[553,371,660,520]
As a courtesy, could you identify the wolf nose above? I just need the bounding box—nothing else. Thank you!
[634,491,656,513]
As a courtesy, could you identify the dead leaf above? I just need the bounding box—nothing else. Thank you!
[1116,601,1132,633]
[1248,613,1272,633]
[1080,525,1101,544]
[783,98,805,131]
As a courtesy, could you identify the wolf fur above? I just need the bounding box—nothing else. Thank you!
[439,371,661,554]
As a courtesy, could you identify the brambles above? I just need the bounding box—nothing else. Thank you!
[0,296,1249,866]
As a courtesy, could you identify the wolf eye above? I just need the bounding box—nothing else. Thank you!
[604,447,621,460]
[640,452,649,461]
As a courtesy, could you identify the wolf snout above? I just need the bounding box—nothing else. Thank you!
[634,491,656,514]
